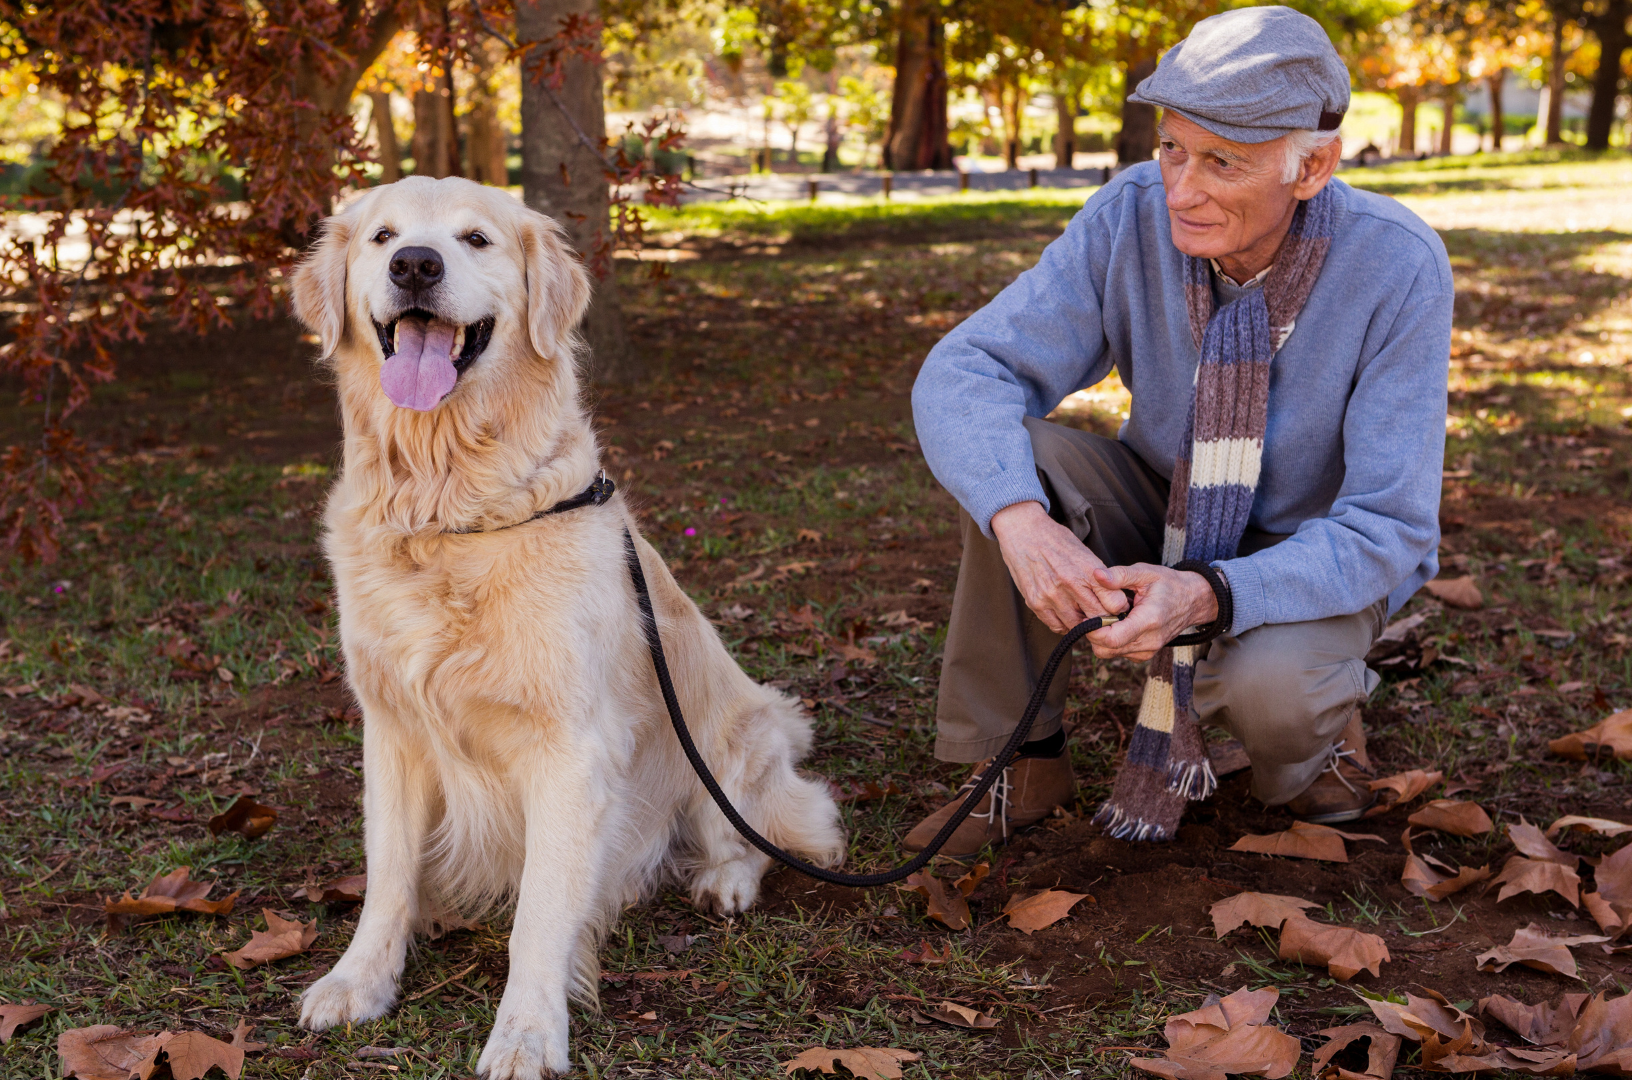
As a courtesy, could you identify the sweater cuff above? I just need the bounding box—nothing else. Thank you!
[1215,558,1266,637]
[964,470,1050,538]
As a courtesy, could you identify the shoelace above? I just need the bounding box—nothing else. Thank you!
[1320,738,1372,794]
[961,764,1014,839]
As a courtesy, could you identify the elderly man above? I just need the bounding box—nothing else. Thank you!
[908,6,1452,855]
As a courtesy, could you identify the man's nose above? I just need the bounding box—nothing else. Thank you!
[388,246,444,290]
[1164,163,1207,212]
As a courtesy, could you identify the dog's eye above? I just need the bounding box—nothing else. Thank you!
[464,231,490,249]
[371,228,392,245]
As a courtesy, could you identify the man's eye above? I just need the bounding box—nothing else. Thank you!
[465,232,490,249]
[371,228,392,244]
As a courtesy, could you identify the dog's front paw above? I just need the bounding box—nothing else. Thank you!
[299,968,398,1031]
[478,1009,571,1079]
[691,858,763,916]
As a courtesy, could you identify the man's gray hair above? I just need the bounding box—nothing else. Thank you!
[1282,129,1340,183]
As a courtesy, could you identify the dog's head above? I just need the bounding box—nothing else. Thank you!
[291,176,591,412]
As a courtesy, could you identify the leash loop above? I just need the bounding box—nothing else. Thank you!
[623,527,1111,888]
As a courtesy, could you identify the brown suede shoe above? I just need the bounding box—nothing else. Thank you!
[1285,711,1377,824]
[902,754,1076,858]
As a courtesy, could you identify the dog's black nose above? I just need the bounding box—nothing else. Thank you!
[388,246,444,290]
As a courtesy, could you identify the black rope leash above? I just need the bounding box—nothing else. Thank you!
[624,528,1120,888]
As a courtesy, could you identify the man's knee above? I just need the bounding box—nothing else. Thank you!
[1193,628,1377,767]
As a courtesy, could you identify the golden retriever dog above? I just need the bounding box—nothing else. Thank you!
[288,175,845,1078]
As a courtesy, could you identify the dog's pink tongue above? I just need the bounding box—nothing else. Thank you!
[380,316,459,411]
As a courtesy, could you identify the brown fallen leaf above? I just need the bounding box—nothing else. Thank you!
[1364,992,1484,1044]
[1400,828,1492,900]
[296,872,366,903]
[1003,889,1090,934]
[1480,993,1588,1046]
[1209,892,1320,938]
[207,794,278,840]
[1424,576,1483,609]
[1128,986,1301,1080]
[782,1046,920,1079]
[953,861,990,897]
[1312,1022,1401,1080]
[1365,769,1443,816]
[1229,821,1384,863]
[103,867,239,931]
[228,1019,266,1053]
[1508,819,1579,866]
[1547,815,1632,839]
[58,1025,244,1080]
[926,1001,999,1030]
[0,1001,52,1043]
[1428,1042,1576,1075]
[222,908,318,969]
[1549,709,1632,762]
[902,870,970,931]
[1583,892,1632,938]
[896,940,950,965]
[1407,800,1494,838]
[1492,855,1581,907]
[1567,991,1632,1074]
[1475,922,1609,979]
[831,779,903,803]
[1278,916,1390,980]
[1594,841,1632,905]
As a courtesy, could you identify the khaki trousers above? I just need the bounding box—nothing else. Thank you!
[936,418,1386,806]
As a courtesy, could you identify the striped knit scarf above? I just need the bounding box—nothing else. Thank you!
[1094,186,1337,842]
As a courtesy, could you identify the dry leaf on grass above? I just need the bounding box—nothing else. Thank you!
[223,909,318,969]
[1407,800,1494,837]
[59,1025,244,1080]
[227,1019,265,1053]
[1547,815,1632,839]
[782,1046,920,1079]
[1594,841,1632,904]
[1476,922,1609,979]
[1364,991,1485,1044]
[103,867,238,931]
[1364,769,1443,815]
[1479,991,1632,1074]
[296,873,365,903]
[902,870,969,931]
[1480,993,1587,1047]
[1400,828,1491,900]
[206,794,277,840]
[1311,1022,1401,1080]
[1548,710,1632,762]
[1003,890,1090,934]
[1492,855,1581,907]
[1508,819,1579,865]
[1209,893,1320,938]
[1128,986,1301,1080]
[953,862,990,896]
[896,940,950,965]
[926,1001,999,1030]
[1278,916,1390,980]
[1424,576,1483,609]
[0,1001,52,1042]
[1584,892,1632,938]
[1229,821,1384,863]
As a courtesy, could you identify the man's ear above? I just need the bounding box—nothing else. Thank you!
[290,214,352,357]
[519,208,592,361]
[1292,136,1343,201]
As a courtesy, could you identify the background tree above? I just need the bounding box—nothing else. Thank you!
[1585,0,1629,148]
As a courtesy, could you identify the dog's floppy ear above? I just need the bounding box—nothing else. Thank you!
[519,208,592,360]
[290,213,352,358]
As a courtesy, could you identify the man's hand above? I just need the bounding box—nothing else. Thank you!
[990,501,1130,634]
[1084,563,1219,662]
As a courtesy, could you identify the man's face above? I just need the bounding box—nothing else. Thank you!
[1157,112,1300,270]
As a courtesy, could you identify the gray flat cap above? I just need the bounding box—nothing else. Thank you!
[1128,6,1349,143]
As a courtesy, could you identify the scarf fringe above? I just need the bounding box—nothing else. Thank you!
[1091,801,1174,842]
[1166,759,1217,801]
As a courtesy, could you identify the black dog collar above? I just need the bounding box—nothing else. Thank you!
[446,470,615,535]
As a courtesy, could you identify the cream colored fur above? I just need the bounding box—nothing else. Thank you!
[288,176,845,1079]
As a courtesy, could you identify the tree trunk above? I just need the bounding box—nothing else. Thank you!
[412,60,460,179]
[1547,11,1570,144]
[370,91,402,183]
[1397,85,1419,154]
[1587,0,1630,150]
[1055,89,1076,169]
[517,0,632,383]
[1487,71,1505,152]
[1002,80,1025,169]
[822,107,841,172]
[1440,88,1456,154]
[465,43,511,185]
[885,0,951,170]
[1117,57,1158,166]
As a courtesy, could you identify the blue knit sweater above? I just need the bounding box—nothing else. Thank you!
[911,163,1454,637]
